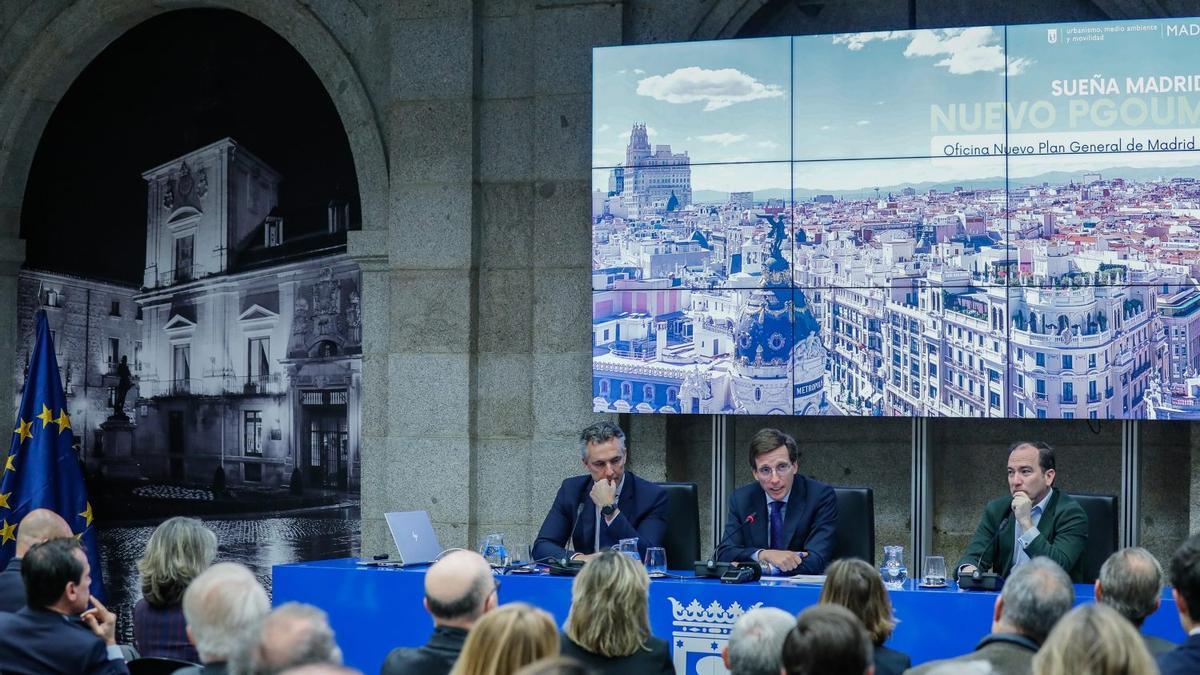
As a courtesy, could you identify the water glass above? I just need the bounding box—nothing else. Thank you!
[507,541,530,566]
[880,544,908,589]
[613,537,639,561]
[644,546,667,577]
[479,533,508,567]
[923,555,947,587]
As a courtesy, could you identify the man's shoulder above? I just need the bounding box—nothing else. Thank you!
[1050,489,1087,515]
[626,471,665,497]
[1159,634,1200,673]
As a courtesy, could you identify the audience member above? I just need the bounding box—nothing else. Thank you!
[0,508,71,612]
[449,602,559,675]
[278,665,362,675]
[176,562,270,675]
[780,603,874,675]
[821,558,912,675]
[924,663,994,675]
[1033,603,1158,675]
[1095,547,1175,656]
[905,557,1074,675]
[721,607,795,675]
[133,516,217,661]
[0,538,127,674]
[512,657,594,675]
[1159,532,1200,675]
[559,551,674,674]
[236,602,342,675]
[381,550,498,675]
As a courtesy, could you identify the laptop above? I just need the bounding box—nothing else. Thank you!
[382,510,443,566]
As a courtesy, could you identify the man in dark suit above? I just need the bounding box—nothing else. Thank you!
[381,550,498,675]
[0,537,128,674]
[533,421,667,562]
[1159,532,1200,675]
[956,441,1088,583]
[905,557,1074,675]
[0,508,72,612]
[1095,547,1176,657]
[714,428,837,575]
[176,562,270,675]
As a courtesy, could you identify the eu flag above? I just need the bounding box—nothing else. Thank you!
[0,310,105,600]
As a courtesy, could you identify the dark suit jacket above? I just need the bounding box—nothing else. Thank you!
[955,489,1089,582]
[1142,631,1177,658]
[379,625,468,675]
[713,476,838,575]
[559,633,674,675]
[532,470,667,560]
[0,557,24,613]
[1158,633,1200,675]
[904,633,1038,675]
[874,643,912,675]
[0,605,130,674]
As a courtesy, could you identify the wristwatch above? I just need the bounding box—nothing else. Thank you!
[601,504,616,517]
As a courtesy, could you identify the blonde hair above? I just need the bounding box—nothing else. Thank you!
[564,551,652,658]
[137,516,217,606]
[449,603,558,675]
[819,558,898,645]
[1032,604,1159,675]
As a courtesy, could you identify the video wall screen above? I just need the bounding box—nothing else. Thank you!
[591,19,1200,419]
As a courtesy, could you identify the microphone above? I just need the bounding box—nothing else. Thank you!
[563,502,586,566]
[695,513,758,578]
[960,514,1010,591]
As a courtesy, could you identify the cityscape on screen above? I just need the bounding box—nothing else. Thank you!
[591,20,1200,419]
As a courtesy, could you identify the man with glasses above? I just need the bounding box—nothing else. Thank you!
[381,550,499,675]
[715,428,837,575]
[532,421,667,563]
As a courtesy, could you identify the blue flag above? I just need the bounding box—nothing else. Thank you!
[0,310,104,600]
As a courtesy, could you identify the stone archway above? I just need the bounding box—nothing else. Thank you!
[0,0,389,419]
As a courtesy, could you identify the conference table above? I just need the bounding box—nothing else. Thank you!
[273,559,1186,675]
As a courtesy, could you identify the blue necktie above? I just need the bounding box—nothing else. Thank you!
[769,501,784,550]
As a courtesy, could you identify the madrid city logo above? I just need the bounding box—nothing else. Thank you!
[668,597,763,675]
[1047,28,1058,44]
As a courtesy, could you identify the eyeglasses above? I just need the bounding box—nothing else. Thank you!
[755,462,795,479]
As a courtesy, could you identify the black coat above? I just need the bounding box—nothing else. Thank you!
[0,606,130,674]
[380,625,468,675]
[559,634,675,675]
[0,557,24,613]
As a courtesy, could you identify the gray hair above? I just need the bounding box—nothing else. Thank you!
[1097,547,1164,627]
[927,661,994,675]
[183,562,270,662]
[238,602,342,675]
[727,607,795,675]
[999,557,1074,644]
[578,421,625,460]
[137,516,217,606]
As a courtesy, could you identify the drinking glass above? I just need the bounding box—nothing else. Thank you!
[479,533,508,567]
[613,537,639,561]
[880,545,907,589]
[923,555,947,587]
[644,547,667,577]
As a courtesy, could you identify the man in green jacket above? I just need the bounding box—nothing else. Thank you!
[956,441,1089,583]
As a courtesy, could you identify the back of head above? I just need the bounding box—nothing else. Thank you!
[512,656,594,675]
[820,558,896,645]
[727,607,796,675]
[21,537,83,609]
[565,551,651,658]
[138,516,218,606]
[15,509,71,557]
[1032,604,1158,675]
[424,550,494,625]
[1096,547,1163,627]
[1169,532,1200,624]
[781,604,873,675]
[183,562,270,663]
[242,602,342,675]
[926,662,995,675]
[999,557,1075,644]
[450,602,558,675]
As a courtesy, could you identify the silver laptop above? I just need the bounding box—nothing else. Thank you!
[384,510,443,566]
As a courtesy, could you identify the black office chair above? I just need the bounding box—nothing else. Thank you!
[657,482,700,570]
[831,485,875,565]
[1072,492,1118,584]
[128,657,201,675]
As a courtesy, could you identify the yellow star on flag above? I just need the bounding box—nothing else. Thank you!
[79,502,94,528]
[13,419,32,444]
[56,409,71,431]
[3,455,13,473]
[0,492,9,509]
[0,519,14,546]
[35,403,56,429]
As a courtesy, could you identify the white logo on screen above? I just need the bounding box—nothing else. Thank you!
[1047,28,1058,44]
[411,530,420,542]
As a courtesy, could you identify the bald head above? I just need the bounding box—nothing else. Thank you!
[16,509,71,557]
[423,550,496,628]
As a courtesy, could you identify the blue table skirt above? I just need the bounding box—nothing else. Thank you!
[273,559,1187,675]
